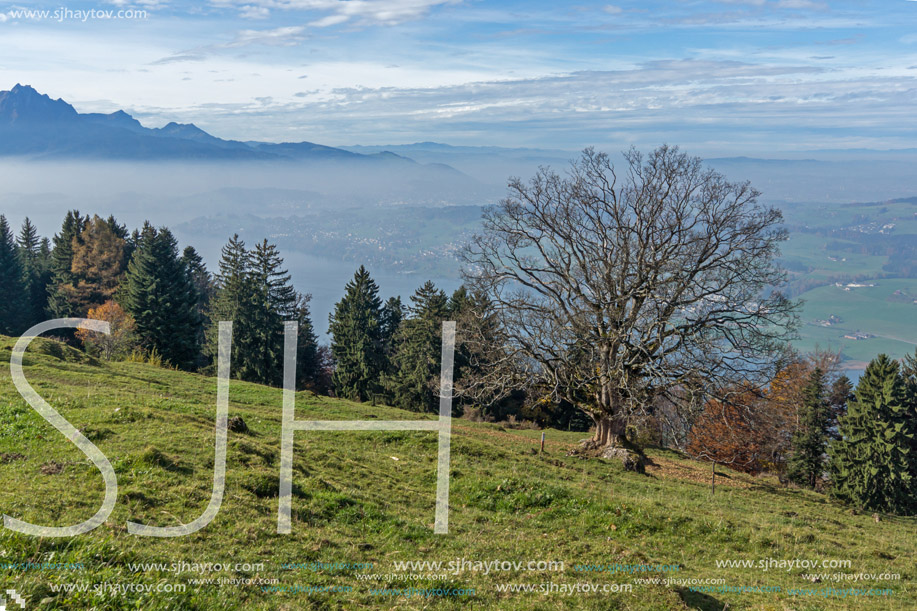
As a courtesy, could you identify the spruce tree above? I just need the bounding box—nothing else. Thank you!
[385,281,448,412]
[827,374,853,439]
[241,240,297,386]
[182,246,213,369]
[329,266,384,402]
[902,349,917,485]
[829,354,917,514]
[46,210,88,319]
[293,292,321,392]
[206,235,257,377]
[18,217,39,254]
[204,236,318,389]
[121,227,200,369]
[17,218,52,327]
[787,368,831,489]
[0,215,28,335]
[380,296,404,372]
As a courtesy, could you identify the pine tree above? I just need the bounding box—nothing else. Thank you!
[206,235,256,376]
[17,217,39,256]
[901,349,917,486]
[787,368,831,489]
[46,210,88,319]
[17,218,52,327]
[293,293,321,393]
[121,226,200,369]
[829,354,917,514]
[903,348,917,412]
[447,286,474,384]
[329,266,384,402]
[240,240,297,386]
[182,246,213,369]
[385,281,448,412]
[204,236,318,389]
[827,374,853,440]
[0,215,28,335]
[380,296,404,371]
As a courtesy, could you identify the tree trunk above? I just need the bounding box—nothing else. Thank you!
[584,414,645,472]
[592,414,627,447]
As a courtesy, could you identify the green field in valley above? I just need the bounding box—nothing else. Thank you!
[779,198,917,369]
[794,279,917,366]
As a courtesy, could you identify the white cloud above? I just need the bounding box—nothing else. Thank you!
[212,0,460,28]
[603,5,623,15]
[239,5,270,19]
[309,13,349,27]
[225,25,306,47]
[713,0,767,5]
[776,0,827,9]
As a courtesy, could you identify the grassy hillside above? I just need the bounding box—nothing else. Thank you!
[0,336,914,610]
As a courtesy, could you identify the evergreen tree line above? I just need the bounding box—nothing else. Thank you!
[3,211,915,513]
[0,212,531,419]
[0,212,321,390]
[784,352,917,515]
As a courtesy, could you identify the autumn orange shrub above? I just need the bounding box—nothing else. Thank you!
[687,386,769,475]
[75,300,136,360]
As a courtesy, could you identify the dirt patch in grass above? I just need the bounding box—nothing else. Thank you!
[40,461,65,475]
[645,455,753,489]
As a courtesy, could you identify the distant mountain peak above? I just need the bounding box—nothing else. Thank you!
[0,84,464,179]
[0,83,78,124]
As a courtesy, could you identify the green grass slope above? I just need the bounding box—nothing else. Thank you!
[0,336,914,610]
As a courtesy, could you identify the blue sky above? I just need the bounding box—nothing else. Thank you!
[1,0,915,154]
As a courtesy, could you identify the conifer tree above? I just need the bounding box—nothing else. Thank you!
[0,215,28,335]
[447,286,512,416]
[329,266,384,402]
[901,349,917,482]
[182,246,213,368]
[205,236,319,389]
[293,292,321,392]
[829,354,917,514]
[827,374,853,440]
[104,215,133,269]
[787,368,831,489]
[380,296,404,371]
[385,281,448,412]
[17,217,52,326]
[62,215,127,314]
[121,226,200,369]
[17,217,39,254]
[206,234,257,376]
[46,210,88,318]
[241,240,297,386]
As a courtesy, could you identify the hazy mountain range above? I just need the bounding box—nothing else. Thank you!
[0,84,446,167]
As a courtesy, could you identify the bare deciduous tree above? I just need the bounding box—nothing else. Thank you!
[461,145,798,457]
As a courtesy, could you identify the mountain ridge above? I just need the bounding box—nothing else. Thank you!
[0,85,422,166]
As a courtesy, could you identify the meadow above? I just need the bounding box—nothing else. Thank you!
[0,336,914,610]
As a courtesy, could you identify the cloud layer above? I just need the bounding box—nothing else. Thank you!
[1,0,914,153]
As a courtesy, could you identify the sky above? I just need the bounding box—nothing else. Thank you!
[1,0,916,154]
